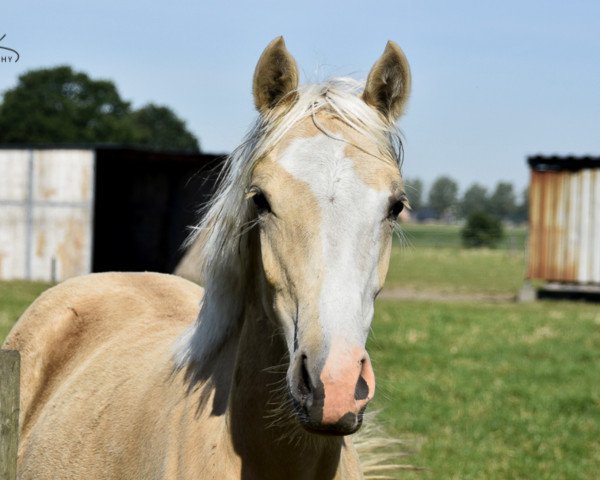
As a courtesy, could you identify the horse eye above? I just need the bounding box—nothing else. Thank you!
[252,192,271,214]
[389,200,404,219]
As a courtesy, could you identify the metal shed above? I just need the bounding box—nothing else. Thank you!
[527,155,600,285]
[0,147,222,282]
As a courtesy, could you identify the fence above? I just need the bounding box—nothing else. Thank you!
[0,350,19,480]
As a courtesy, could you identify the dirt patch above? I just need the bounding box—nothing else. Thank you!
[379,287,515,303]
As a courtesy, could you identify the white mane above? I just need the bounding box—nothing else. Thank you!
[175,78,403,368]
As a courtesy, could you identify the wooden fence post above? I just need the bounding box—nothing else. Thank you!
[0,350,20,480]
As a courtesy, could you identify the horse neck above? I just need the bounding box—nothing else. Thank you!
[224,237,348,480]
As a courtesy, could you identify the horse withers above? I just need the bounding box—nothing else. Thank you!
[4,37,411,479]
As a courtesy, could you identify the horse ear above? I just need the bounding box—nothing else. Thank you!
[253,36,300,114]
[363,41,411,121]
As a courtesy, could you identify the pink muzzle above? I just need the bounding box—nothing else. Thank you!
[289,344,375,435]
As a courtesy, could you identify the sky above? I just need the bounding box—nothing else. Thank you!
[2,0,599,195]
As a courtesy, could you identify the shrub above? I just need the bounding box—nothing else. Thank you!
[461,211,504,248]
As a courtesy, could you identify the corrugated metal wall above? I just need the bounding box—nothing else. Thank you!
[528,167,600,284]
[0,149,94,281]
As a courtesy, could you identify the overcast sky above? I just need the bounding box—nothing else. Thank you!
[2,0,599,193]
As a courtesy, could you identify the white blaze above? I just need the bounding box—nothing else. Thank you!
[278,134,389,348]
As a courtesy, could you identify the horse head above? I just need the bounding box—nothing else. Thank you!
[249,37,411,435]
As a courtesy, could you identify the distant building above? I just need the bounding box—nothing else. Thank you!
[527,155,600,286]
[0,146,223,282]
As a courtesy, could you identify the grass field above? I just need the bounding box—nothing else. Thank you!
[0,280,53,340]
[370,299,600,479]
[385,223,528,295]
[397,223,528,251]
[386,246,526,295]
[2,224,599,478]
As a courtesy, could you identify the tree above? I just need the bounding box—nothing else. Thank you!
[0,66,200,152]
[0,66,133,144]
[404,177,424,213]
[488,181,516,220]
[460,183,488,218]
[130,104,199,152]
[461,211,504,248]
[512,187,529,223]
[428,176,459,220]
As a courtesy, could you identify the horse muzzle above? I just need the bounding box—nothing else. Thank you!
[288,346,375,435]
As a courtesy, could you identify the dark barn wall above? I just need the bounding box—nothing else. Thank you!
[92,148,223,273]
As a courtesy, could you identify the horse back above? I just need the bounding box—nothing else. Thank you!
[3,272,203,456]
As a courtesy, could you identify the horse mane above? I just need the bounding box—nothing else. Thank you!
[174,78,404,368]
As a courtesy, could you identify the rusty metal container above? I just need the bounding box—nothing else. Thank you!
[527,156,600,284]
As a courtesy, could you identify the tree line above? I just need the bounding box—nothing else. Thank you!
[0,66,200,152]
[0,66,527,230]
[405,176,528,224]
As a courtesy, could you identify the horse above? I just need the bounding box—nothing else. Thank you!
[3,36,411,479]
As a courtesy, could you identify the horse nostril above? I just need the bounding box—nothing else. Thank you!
[295,353,313,404]
[354,375,369,401]
[355,353,375,402]
[299,355,311,395]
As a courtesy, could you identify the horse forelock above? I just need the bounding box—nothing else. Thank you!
[174,78,404,369]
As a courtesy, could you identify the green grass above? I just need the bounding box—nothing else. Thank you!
[370,299,600,479]
[386,246,526,294]
[397,223,527,250]
[381,223,528,295]
[0,281,53,341]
